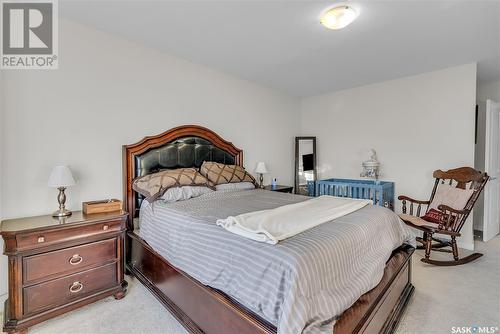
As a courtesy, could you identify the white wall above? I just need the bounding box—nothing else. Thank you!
[477,80,500,103]
[0,19,299,294]
[300,64,477,249]
[1,19,299,220]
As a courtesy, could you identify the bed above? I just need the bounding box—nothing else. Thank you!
[123,125,415,334]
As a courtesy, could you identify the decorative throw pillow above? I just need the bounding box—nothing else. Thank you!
[428,183,474,212]
[421,208,449,224]
[133,168,212,202]
[200,162,258,187]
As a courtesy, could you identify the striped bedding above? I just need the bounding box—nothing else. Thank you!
[139,189,414,334]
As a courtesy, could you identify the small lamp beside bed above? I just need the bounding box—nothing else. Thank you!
[255,162,268,189]
[48,165,76,217]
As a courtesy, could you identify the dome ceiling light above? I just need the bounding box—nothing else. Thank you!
[320,5,358,30]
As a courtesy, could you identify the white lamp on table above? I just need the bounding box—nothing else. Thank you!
[48,165,76,217]
[255,162,268,189]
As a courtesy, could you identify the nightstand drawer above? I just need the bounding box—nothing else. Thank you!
[23,238,117,285]
[16,219,123,251]
[23,262,117,315]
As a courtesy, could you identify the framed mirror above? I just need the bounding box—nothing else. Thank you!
[294,137,317,195]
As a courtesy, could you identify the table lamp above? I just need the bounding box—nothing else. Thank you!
[48,165,76,217]
[255,162,268,189]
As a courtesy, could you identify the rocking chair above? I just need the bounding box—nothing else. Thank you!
[398,167,489,266]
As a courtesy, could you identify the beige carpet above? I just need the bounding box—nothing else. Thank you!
[397,236,500,334]
[2,237,499,334]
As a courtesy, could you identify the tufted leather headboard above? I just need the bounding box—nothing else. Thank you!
[123,125,243,227]
[135,137,236,177]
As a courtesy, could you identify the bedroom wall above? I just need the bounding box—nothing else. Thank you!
[300,63,477,250]
[1,18,299,220]
[0,19,300,294]
[477,79,500,103]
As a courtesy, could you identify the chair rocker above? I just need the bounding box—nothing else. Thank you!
[398,167,489,266]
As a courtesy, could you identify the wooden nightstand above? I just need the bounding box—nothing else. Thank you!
[263,185,294,193]
[0,211,128,334]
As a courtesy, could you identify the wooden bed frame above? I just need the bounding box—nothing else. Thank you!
[123,125,415,334]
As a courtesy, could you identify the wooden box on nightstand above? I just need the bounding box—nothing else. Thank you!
[0,211,128,334]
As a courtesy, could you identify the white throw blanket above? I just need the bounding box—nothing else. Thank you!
[216,195,372,244]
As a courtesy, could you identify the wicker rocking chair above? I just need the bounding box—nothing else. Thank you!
[398,167,489,266]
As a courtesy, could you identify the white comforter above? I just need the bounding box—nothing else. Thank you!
[216,195,372,244]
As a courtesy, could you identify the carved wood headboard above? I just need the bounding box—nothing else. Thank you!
[122,125,243,229]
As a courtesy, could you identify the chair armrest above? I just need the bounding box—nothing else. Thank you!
[436,205,468,232]
[398,196,430,215]
[397,195,430,205]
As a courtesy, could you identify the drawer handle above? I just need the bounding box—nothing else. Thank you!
[102,224,109,231]
[37,236,45,243]
[69,281,83,293]
[69,254,83,265]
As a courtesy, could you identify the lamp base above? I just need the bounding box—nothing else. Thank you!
[52,187,72,217]
[52,208,72,217]
[259,174,265,189]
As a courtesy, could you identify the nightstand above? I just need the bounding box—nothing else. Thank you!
[0,211,128,334]
[263,185,294,193]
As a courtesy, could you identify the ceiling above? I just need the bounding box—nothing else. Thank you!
[61,0,500,97]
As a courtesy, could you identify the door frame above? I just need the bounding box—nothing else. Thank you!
[483,99,500,241]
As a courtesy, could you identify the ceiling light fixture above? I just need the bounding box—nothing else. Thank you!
[320,5,358,30]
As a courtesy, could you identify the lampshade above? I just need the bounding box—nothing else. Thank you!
[48,165,76,187]
[255,162,268,174]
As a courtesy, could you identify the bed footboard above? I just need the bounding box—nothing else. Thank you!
[126,231,414,334]
[334,245,414,333]
[126,232,275,334]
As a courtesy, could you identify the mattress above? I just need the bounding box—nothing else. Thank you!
[139,189,414,334]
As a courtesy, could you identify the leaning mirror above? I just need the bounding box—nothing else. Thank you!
[294,137,317,195]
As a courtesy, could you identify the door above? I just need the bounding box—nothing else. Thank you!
[483,99,500,241]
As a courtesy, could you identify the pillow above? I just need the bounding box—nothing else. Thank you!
[200,162,258,187]
[428,183,474,212]
[421,208,450,224]
[215,182,256,191]
[160,186,213,203]
[132,168,212,202]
